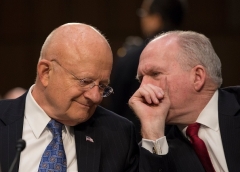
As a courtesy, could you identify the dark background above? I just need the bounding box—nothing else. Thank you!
[0,0,240,101]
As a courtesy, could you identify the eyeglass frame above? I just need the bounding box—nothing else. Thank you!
[50,59,114,97]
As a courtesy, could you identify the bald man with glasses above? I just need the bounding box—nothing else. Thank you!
[0,23,142,172]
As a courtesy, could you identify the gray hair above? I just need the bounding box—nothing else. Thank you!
[156,31,222,87]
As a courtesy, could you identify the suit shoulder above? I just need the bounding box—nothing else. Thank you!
[0,93,26,125]
[222,86,240,94]
[75,106,136,139]
[94,106,134,125]
[221,86,240,103]
[0,99,14,112]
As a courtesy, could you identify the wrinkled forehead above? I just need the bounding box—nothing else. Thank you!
[138,36,179,71]
[139,38,163,63]
[140,35,179,59]
[52,28,112,65]
[74,41,113,68]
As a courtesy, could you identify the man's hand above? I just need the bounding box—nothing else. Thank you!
[128,77,170,140]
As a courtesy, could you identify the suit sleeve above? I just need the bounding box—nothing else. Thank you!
[139,146,177,172]
[124,123,140,172]
[124,122,177,172]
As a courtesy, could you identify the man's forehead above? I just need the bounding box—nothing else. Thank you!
[150,34,178,46]
[138,37,179,73]
[138,61,160,72]
[141,36,178,57]
[140,41,164,61]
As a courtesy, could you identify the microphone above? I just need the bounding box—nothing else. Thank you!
[8,139,26,172]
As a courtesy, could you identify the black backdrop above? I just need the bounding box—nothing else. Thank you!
[0,0,240,102]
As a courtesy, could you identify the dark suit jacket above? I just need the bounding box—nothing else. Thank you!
[108,43,145,143]
[0,92,140,172]
[140,86,240,172]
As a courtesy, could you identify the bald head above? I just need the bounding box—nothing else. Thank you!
[36,22,113,83]
[33,23,113,125]
[40,23,112,62]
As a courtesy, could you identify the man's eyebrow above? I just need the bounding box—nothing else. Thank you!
[98,78,110,85]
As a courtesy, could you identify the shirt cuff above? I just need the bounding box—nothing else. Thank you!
[141,136,169,155]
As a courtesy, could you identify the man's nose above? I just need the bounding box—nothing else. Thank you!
[83,86,102,104]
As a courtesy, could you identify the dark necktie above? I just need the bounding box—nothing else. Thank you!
[186,123,215,172]
[38,119,67,172]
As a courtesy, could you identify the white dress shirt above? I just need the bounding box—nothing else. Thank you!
[18,85,78,172]
[142,90,229,172]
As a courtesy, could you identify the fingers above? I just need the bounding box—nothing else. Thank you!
[128,77,170,140]
[136,84,164,105]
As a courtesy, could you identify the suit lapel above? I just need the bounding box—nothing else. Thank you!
[167,126,205,172]
[74,117,101,172]
[0,93,26,172]
[218,89,240,172]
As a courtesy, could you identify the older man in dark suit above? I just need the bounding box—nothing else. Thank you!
[129,30,240,172]
[108,0,187,142]
[0,23,141,172]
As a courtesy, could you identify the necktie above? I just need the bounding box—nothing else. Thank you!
[186,123,215,172]
[38,119,67,172]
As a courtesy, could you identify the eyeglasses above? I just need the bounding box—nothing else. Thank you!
[51,60,114,97]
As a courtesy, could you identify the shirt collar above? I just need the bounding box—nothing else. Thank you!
[196,90,219,131]
[179,90,219,136]
[25,85,71,138]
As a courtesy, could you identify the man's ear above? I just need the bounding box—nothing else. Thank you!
[37,59,52,87]
[191,65,206,91]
